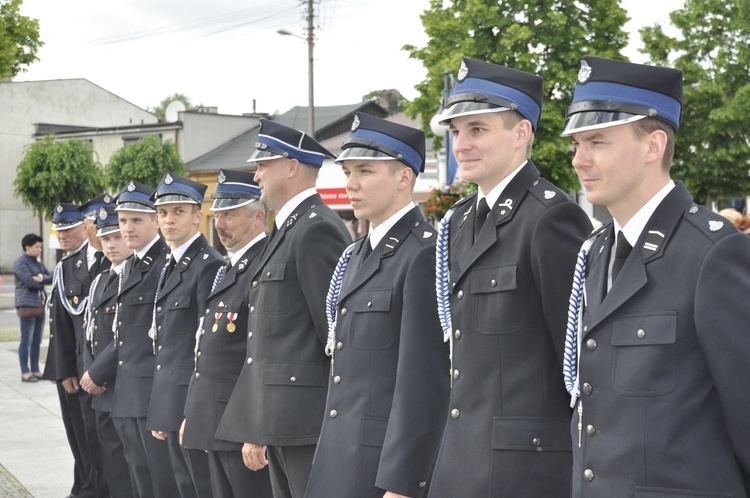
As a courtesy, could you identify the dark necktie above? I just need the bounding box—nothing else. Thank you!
[359,236,372,267]
[611,230,632,283]
[162,258,176,287]
[90,251,104,276]
[474,198,491,243]
[126,255,139,279]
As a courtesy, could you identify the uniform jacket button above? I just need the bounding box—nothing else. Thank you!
[333,375,341,384]
[156,365,161,371]
[451,409,460,419]
[195,372,201,379]
[532,437,541,446]
[637,328,646,339]
[583,469,594,482]
[329,410,338,418]
[456,290,464,299]
[586,339,597,351]
[452,369,460,380]
[454,329,461,340]
[118,360,123,366]
[586,425,596,437]
[247,358,253,365]
[582,383,593,395]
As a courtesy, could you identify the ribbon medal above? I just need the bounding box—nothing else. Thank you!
[213,312,223,333]
[226,312,238,333]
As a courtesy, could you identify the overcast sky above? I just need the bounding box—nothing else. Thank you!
[16,0,683,116]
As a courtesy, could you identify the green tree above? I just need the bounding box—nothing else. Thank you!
[0,0,43,78]
[14,136,104,219]
[640,0,750,206]
[148,93,200,120]
[362,89,408,114]
[104,135,186,192]
[404,0,629,192]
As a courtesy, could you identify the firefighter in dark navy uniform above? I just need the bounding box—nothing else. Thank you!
[216,120,352,498]
[181,169,273,498]
[304,113,449,498]
[428,57,592,497]
[562,56,750,497]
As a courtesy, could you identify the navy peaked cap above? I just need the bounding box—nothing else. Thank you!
[115,180,157,212]
[152,172,207,206]
[52,203,83,231]
[247,119,335,167]
[211,169,262,211]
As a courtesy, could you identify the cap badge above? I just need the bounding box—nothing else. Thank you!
[457,59,469,82]
[217,171,226,184]
[98,207,108,220]
[256,142,268,150]
[127,181,136,192]
[56,205,64,213]
[709,220,724,232]
[351,115,360,131]
[578,59,592,84]
[544,190,556,200]
[164,173,173,185]
[103,194,111,203]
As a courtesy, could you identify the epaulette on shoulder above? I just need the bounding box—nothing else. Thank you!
[410,219,438,246]
[683,204,737,242]
[528,177,573,205]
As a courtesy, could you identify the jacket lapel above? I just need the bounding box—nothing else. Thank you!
[120,240,166,294]
[159,235,208,299]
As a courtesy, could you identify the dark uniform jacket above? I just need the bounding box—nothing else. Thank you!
[217,193,351,446]
[146,234,223,432]
[84,268,121,412]
[573,182,750,497]
[109,238,170,419]
[305,207,449,498]
[182,238,265,451]
[429,161,592,498]
[44,242,107,381]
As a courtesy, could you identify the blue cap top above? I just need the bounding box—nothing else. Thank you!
[247,119,335,168]
[211,169,262,211]
[440,57,544,131]
[336,113,426,174]
[80,193,115,220]
[562,56,683,137]
[95,205,120,236]
[115,180,156,213]
[152,172,207,206]
[52,203,83,231]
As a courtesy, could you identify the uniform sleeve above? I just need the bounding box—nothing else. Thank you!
[695,231,750,476]
[88,340,118,386]
[531,201,592,366]
[297,217,351,345]
[375,241,450,497]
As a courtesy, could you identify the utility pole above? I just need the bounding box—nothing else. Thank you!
[306,0,315,138]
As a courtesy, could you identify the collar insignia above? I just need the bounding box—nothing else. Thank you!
[203,254,209,260]
[457,59,469,82]
[423,231,433,238]
[578,59,593,84]
[75,260,82,269]
[709,220,724,232]
[309,212,317,218]
[544,190,556,200]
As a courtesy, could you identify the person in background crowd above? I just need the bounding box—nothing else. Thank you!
[304,113,449,498]
[217,120,352,498]
[562,55,750,496]
[14,233,52,382]
[181,169,273,498]
[428,57,592,498]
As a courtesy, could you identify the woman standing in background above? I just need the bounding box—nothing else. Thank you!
[14,234,52,382]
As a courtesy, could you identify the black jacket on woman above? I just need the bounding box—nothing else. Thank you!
[14,252,52,308]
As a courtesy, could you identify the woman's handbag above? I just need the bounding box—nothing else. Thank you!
[18,294,45,319]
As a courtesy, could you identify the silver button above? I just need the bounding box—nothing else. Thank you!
[418,481,426,487]
[94,341,98,347]
[586,339,597,351]
[266,271,271,277]
[583,325,588,332]
[248,331,253,339]
[329,410,338,418]
[119,341,123,347]
[689,206,699,214]
[637,329,646,339]
[250,306,255,313]
[582,383,593,395]
[138,296,143,301]
[174,301,179,306]
[206,308,210,315]
[586,425,596,437]
[457,290,464,299]
[157,306,162,312]
[197,351,201,357]
[195,372,200,379]
[454,329,461,340]
[451,409,460,419]
[340,308,347,316]
[333,375,341,384]
[252,281,258,288]
[158,345,162,352]
[337,342,343,351]
[157,325,162,331]
[367,301,372,307]
[532,437,541,446]
[118,360,123,366]
[583,469,594,482]
[156,365,161,371]
[290,376,296,382]
[247,358,253,365]
[490,279,497,287]
[453,369,460,380]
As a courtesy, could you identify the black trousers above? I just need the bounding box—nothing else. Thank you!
[267,445,316,498]
[94,409,133,498]
[164,430,213,498]
[55,382,97,498]
[208,449,273,498]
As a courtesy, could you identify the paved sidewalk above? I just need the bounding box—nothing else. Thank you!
[0,339,75,498]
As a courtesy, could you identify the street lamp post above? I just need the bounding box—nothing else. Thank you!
[277,0,316,138]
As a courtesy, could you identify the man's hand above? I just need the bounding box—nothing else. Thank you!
[80,371,106,395]
[61,376,80,394]
[383,492,411,498]
[179,418,186,446]
[151,431,168,441]
[242,443,268,471]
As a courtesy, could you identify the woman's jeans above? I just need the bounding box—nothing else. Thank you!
[18,313,45,374]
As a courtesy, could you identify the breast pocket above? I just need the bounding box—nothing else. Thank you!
[349,289,393,350]
[471,264,522,335]
[126,291,156,328]
[257,262,289,314]
[612,312,677,396]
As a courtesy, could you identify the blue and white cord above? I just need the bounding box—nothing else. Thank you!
[436,209,456,344]
[149,257,171,354]
[325,243,355,357]
[52,261,89,316]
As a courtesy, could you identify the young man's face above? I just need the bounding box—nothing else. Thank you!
[449,112,523,194]
[570,123,652,218]
[342,160,409,228]
[118,211,159,252]
[100,230,129,266]
[157,203,201,248]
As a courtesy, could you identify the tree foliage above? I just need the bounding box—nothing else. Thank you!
[0,0,43,78]
[640,0,750,205]
[404,0,629,192]
[104,135,186,192]
[14,136,104,220]
[362,89,408,114]
[148,92,200,120]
